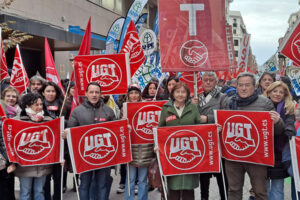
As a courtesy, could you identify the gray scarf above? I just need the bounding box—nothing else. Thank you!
[198,87,219,107]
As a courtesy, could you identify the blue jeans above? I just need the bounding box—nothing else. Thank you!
[19,176,46,200]
[125,165,148,200]
[79,167,110,200]
[267,179,284,200]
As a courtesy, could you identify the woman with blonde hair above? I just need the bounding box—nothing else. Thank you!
[264,81,295,200]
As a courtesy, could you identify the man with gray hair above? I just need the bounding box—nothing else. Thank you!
[193,71,228,200]
[29,75,45,93]
[221,72,284,200]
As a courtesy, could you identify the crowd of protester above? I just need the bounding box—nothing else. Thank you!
[0,71,299,200]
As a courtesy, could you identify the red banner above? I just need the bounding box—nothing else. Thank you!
[279,18,300,65]
[215,110,274,166]
[67,119,131,174]
[158,0,229,72]
[10,45,29,95]
[0,103,7,120]
[237,33,251,69]
[120,20,145,77]
[73,54,130,95]
[124,101,167,144]
[154,124,220,176]
[45,38,64,93]
[0,30,9,81]
[225,25,237,69]
[180,72,203,96]
[291,136,300,191]
[3,118,64,166]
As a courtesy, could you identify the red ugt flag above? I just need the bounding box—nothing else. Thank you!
[120,20,145,77]
[71,17,91,114]
[290,136,300,192]
[123,101,167,144]
[0,28,9,81]
[215,110,274,166]
[179,72,203,96]
[158,0,229,72]
[67,119,132,174]
[10,45,29,94]
[44,38,64,93]
[0,103,7,120]
[279,17,300,65]
[154,124,220,176]
[3,118,64,166]
[73,53,130,95]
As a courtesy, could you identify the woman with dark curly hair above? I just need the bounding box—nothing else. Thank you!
[12,93,53,200]
[141,81,162,101]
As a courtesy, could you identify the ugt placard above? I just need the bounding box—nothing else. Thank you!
[158,0,229,72]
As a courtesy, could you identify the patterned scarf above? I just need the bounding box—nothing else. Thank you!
[198,87,219,107]
[25,108,44,122]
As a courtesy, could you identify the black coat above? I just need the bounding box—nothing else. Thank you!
[267,113,295,179]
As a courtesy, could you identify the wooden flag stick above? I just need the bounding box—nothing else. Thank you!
[59,79,72,117]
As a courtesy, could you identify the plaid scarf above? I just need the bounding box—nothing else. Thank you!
[198,88,219,107]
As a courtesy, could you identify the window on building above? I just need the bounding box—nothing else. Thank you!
[235,50,238,57]
[234,39,239,46]
[102,0,114,10]
[87,0,123,15]
[233,29,237,34]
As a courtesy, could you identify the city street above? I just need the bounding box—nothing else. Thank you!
[14,169,292,200]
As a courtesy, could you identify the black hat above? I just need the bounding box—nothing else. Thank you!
[127,83,141,94]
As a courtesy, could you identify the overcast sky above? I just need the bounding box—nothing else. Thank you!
[230,0,299,66]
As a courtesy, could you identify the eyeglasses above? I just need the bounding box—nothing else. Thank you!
[237,83,252,88]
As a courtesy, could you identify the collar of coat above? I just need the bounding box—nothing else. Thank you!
[82,98,104,109]
[163,99,193,118]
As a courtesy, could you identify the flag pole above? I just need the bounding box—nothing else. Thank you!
[220,160,228,200]
[153,73,165,101]
[73,172,80,200]
[127,163,131,197]
[153,128,168,200]
[60,165,64,200]
[17,45,28,94]
[290,138,299,200]
[0,27,2,96]
[59,58,74,117]
[59,79,72,117]
[193,72,198,97]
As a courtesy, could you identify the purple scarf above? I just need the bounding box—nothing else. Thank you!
[276,101,286,121]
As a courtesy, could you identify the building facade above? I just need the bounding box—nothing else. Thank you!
[1,0,157,78]
[228,10,257,71]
